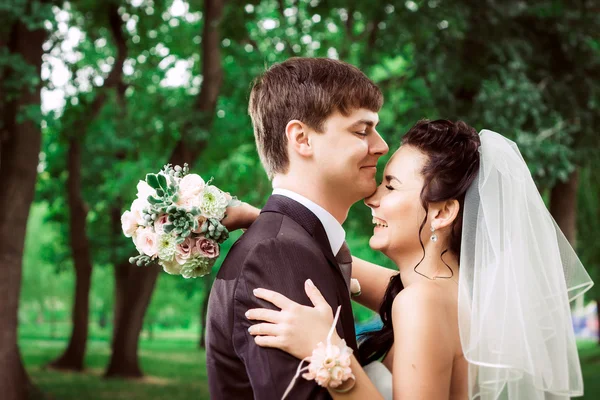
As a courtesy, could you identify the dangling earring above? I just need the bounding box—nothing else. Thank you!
[430,226,438,242]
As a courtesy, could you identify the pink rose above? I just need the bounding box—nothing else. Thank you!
[134,228,158,257]
[191,215,207,233]
[322,356,336,369]
[153,214,169,234]
[176,193,202,210]
[194,237,219,258]
[179,174,205,198]
[175,237,195,265]
[330,366,344,382]
[315,368,330,387]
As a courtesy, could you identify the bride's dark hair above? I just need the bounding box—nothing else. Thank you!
[357,119,481,365]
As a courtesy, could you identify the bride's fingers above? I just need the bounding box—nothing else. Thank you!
[245,308,282,323]
[248,322,280,336]
[304,279,329,310]
[253,288,295,310]
[254,335,284,349]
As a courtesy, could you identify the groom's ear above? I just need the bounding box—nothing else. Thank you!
[286,120,313,157]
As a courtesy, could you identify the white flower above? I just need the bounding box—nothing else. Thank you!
[200,185,228,220]
[181,257,215,279]
[136,180,157,201]
[160,258,183,275]
[121,210,139,237]
[134,228,159,257]
[179,174,205,197]
[157,234,177,261]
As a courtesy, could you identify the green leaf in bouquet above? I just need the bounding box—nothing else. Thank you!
[156,188,165,197]
[129,255,154,267]
[146,173,161,190]
[202,218,229,243]
[157,173,168,191]
[175,236,186,244]
[181,229,191,238]
[147,195,162,205]
[163,224,175,234]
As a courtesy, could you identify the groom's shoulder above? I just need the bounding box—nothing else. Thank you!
[236,211,315,249]
[223,210,321,266]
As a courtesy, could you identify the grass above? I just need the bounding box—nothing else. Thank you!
[19,332,600,400]
[20,334,210,400]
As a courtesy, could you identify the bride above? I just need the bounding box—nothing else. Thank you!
[239,119,593,399]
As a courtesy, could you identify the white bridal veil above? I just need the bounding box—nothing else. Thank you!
[458,130,594,400]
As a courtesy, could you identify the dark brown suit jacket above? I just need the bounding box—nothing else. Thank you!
[206,195,357,399]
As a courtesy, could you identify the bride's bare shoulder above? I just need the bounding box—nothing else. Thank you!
[391,281,448,322]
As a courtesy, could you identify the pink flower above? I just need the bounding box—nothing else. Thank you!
[134,228,158,257]
[175,237,195,265]
[315,368,330,387]
[191,215,207,233]
[194,237,219,258]
[176,193,202,210]
[179,174,205,197]
[330,366,344,382]
[153,214,169,234]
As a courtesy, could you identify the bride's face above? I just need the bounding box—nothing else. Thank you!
[365,145,429,257]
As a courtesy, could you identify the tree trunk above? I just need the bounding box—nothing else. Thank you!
[105,0,225,378]
[104,264,161,378]
[47,139,92,371]
[198,274,214,348]
[550,169,579,246]
[0,14,46,400]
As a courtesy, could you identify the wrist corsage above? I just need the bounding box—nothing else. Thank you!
[121,164,240,278]
[282,306,356,399]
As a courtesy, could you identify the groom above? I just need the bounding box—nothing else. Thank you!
[206,58,389,399]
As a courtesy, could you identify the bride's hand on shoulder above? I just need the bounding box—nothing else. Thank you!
[246,279,338,360]
[221,198,260,231]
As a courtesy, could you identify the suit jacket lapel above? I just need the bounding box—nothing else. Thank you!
[261,195,358,351]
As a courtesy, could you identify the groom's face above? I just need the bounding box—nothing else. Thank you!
[311,108,389,201]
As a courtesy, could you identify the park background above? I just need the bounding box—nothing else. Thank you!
[1,0,599,399]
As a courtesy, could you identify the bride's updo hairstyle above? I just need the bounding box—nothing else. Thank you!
[358,119,481,365]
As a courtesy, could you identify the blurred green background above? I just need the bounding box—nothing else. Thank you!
[2,0,599,399]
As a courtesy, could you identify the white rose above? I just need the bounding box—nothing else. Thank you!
[121,210,139,237]
[136,180,157,200]
[130,198,148,225]
[134,228,159,257]
[179,174,205,198]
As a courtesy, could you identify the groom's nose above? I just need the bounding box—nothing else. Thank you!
[369,131,389,157]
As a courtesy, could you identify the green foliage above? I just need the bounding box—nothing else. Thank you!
[19,1,600,389]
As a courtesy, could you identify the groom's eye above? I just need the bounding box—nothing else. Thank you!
[354,131,367,136]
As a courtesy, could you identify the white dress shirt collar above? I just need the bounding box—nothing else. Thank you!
[272,188,346,255]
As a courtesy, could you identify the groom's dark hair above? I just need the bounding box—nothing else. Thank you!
[249,57,383,179]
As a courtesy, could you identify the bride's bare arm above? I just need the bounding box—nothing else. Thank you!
[389,283,455,399]
[351,256,398,312]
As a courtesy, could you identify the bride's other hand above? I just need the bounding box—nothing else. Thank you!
[246,279,338,360]
[221,201,260,231]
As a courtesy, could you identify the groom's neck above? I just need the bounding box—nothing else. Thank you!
[272,176,350,224]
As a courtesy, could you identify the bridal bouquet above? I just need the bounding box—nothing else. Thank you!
[121,164,240,278]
